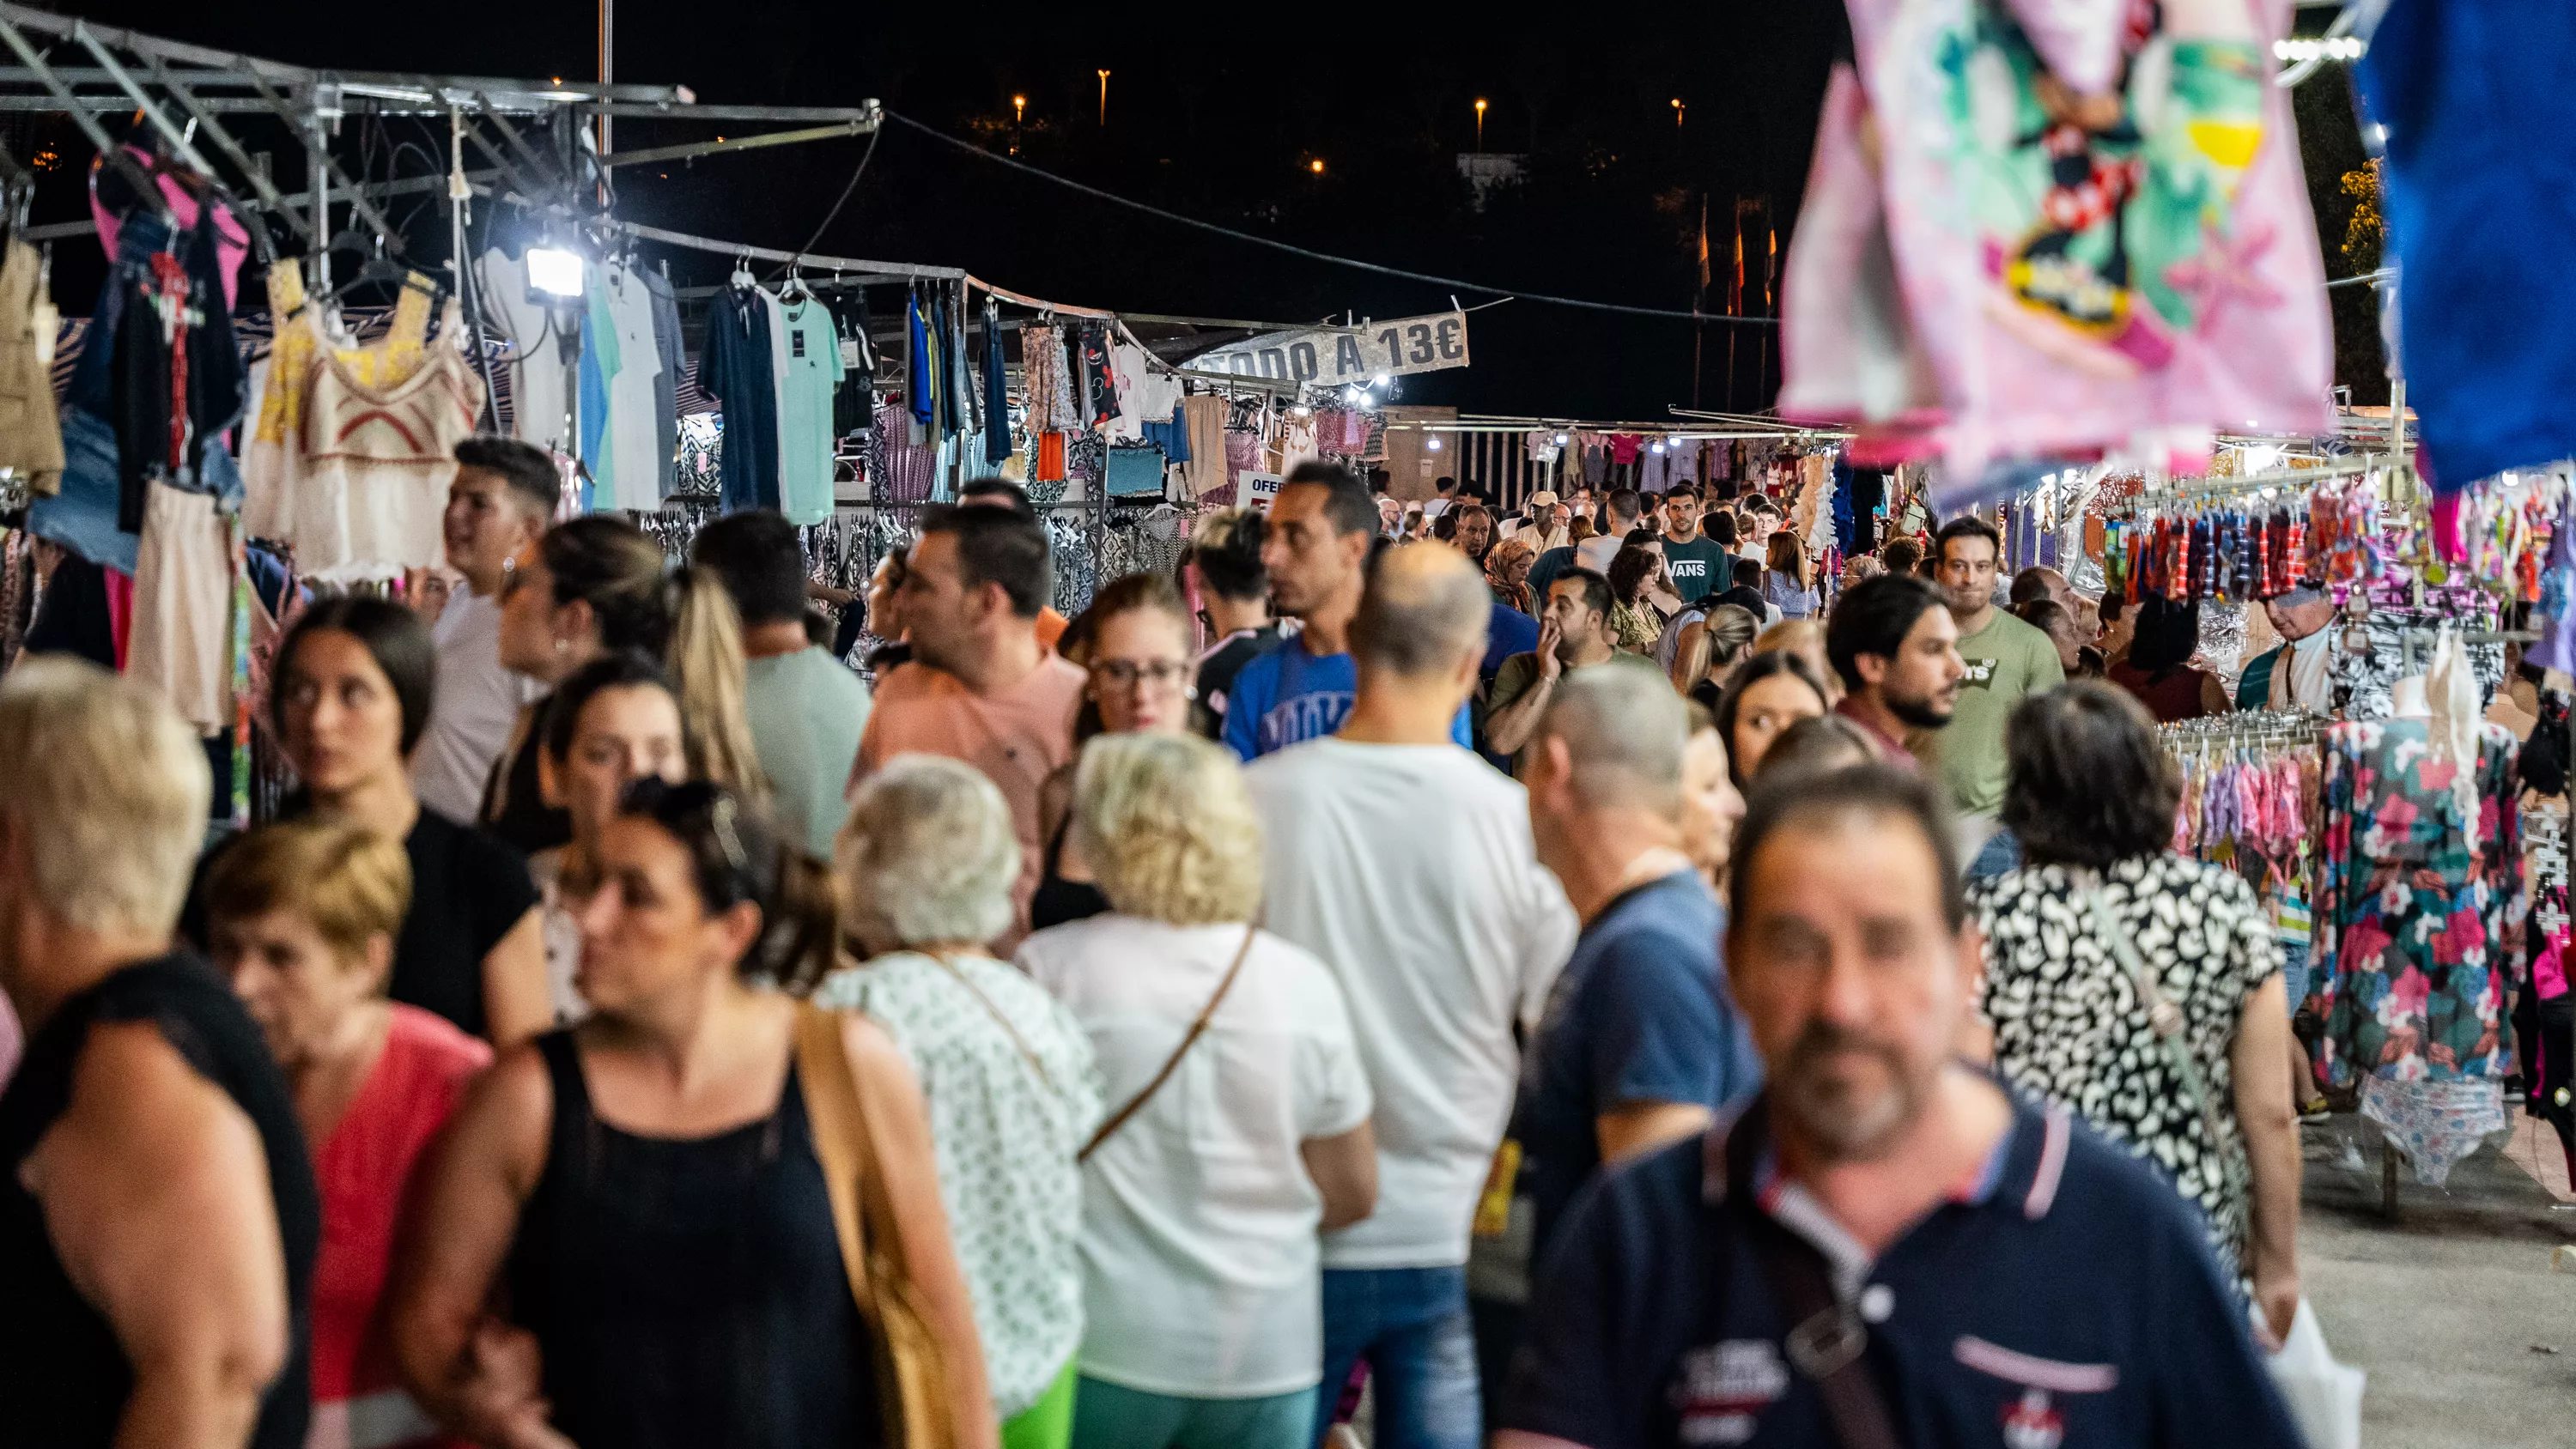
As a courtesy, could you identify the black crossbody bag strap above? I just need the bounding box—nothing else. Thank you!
[1728,1109,1905,1449]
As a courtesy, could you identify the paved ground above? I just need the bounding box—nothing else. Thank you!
[2300,1112,2576,1448]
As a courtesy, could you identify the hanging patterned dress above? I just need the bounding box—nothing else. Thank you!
[2315,718,2524,1184]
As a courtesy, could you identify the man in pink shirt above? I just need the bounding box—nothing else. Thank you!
[848,505,1084,945]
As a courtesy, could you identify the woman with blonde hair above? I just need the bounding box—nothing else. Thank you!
[1669,603,1763,708]
[820,756,1101,1449]
[206,818,491,1449]
[1018,733,1376,1449]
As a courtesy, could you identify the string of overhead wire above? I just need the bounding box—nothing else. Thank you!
[881,112,1777,327]
[768,122,884,282]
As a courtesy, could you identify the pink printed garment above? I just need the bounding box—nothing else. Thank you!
[1780,0,2333,507]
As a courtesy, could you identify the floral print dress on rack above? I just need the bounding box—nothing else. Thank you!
[2314,718,2524,1086]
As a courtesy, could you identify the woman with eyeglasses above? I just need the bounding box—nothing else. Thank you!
[1030,573,1200,932]
[391,780,997,1449]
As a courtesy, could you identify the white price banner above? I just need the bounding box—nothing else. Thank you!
[1182,312,1470,386]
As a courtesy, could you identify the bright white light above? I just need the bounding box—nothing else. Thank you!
[526,246,585,298]
[1358,393,1376,408]
[1650,440,1666,454]
[1341,386,1362,404]
[1427,436,1443,452]
[1291,405,1313,417]
[1372,373,1390,387]
[2273,35,2366,62]
[1553,432,1570,446]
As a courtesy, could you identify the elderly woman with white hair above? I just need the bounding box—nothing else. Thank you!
[1017,732,1376,1449]
[817,755,1102,1449]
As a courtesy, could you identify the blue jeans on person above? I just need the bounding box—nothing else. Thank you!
[1315,1266,1480,1449]
[1967,825,2023,879]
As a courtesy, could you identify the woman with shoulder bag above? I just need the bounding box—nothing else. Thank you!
[1018,733,1376,1449]
[390,779,994,1449]
[1965,682,2302,1344]
[820,756,1103,1449]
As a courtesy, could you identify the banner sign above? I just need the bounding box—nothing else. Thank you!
[1182,312,1470,386]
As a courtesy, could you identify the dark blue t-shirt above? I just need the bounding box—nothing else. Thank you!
[1221,640,1473,761]
[697,288,779,512]
[1483,599,1540,678]
[1503,1093,2305,1449]
[1515,870,1760,1258]
[1527,545,1579,612]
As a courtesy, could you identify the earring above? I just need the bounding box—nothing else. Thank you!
[554,637,569,655]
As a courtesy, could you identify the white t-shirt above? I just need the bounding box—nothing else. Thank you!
[1244,738,1577,1269]
[477,249,571,453]
[1576,534,1625,575]
[1018,915,1372,1397]
[603,263,665,511]
[2272,627,2336,713]
[410,590,538,823]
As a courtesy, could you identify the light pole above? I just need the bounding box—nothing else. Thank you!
[1012,94,1025,155]
[1474,97,1487,152]
[1671,98,1685,128]
[1097,70,1110,126]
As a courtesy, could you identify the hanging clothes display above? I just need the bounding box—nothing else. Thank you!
[698,283,780,513]
[289,299,486,579]
[1076,320,1115,430]
[774,289,846,526]
[1179,393,1229,499]
[0,235,64,494]
[240,264,436,553]
[905,287,934,437]
[831,289,878,442]
[1780,0,2333,504]
[2315,712,2523,1185]
[474,247,574,453]
[641,264,684,499]
[2354,0,2576,493]
[981,300,1013,465]
[127,481,234,734]
[599,259,663,512]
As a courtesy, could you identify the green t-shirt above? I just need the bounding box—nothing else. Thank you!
[1486,648,1670,778]
[2236,646,2283,712]
[775,298,848,526]
[744,646,873,858]
[1932,609,2064,816]
[1658,536,1735,604]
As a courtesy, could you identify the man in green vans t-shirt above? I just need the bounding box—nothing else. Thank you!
[1927,517,2063,876]
[1656,483,1733,605]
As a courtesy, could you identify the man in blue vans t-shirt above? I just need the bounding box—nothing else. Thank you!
[1226,464,1472,760]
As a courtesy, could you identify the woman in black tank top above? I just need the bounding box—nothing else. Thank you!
[388,781,993,1449]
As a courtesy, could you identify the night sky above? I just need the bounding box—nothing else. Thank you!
[13,1,2377,417]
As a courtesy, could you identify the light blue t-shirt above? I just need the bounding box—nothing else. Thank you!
[775,298,846,526]
[745,646,872,858]
[1221,640,1472,761]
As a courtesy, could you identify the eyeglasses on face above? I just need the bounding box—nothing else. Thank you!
[1091,658,1192,688]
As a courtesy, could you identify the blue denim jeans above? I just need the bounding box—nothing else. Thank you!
[1315,1266,1480,1449]
[1966,824,2023,880]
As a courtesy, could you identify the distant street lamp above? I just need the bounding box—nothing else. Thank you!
[1012,94,1026,154]
[1309,158,1325,174]
[1474,97,1488,152]
[1672,98,1686,128]
[1097,70,1110,126]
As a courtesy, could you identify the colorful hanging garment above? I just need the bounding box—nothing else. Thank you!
[1780,0,2333,506]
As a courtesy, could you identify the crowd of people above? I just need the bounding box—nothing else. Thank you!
[0,443,2321,1449]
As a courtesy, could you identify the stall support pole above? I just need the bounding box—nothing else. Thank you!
[307,112,330,291]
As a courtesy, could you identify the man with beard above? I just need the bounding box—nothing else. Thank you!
[1927,518,2063,876]
[1483,570,1666,776]
[1821,574,1965,769]
[1494,765,2305,1449]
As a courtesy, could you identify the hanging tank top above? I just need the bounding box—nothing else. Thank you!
[506,1030,879,1449]
[0,953,320,1449]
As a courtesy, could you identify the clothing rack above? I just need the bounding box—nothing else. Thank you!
[2160,709,2328,748]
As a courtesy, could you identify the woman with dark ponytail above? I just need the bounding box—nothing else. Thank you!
[392,780,997,1449]
[485,515,766,853]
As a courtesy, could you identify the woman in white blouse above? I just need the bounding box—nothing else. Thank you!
[1018,732,1377,1449]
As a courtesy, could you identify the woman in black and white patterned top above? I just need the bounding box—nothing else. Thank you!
[1965,681,2304,1345]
